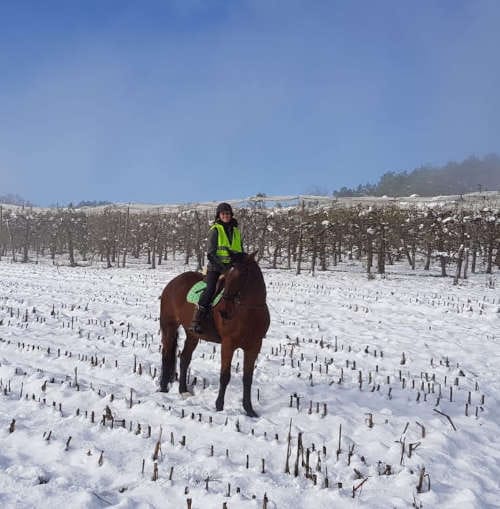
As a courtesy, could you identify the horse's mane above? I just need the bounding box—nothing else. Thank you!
[229,252,247,265]
[229,251,258,266]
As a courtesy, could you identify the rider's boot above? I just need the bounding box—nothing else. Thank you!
[190,305,208,333]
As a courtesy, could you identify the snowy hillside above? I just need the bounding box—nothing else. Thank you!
[1,190,500,214]
[0,259,499,508]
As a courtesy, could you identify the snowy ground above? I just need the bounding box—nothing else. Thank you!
[0,258,499,508]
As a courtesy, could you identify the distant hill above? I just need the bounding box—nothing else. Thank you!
[334,154,500,197]
[3,154,499,208]
[72,200,112,208]
[0,193,33,206]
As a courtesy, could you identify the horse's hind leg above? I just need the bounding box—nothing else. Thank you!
[242,340,262,417]
[160,322,178,392]
[179,332,199,394]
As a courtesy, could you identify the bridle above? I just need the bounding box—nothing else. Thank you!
[221,264,267,310]
[222,264,249,303]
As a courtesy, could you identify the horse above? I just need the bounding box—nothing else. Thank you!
[159,252,270,417]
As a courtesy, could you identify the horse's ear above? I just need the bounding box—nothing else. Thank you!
[248,250,258,261]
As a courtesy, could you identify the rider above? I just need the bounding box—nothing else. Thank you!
[191,202,243,333]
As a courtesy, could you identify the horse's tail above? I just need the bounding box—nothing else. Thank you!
[159,287,170,337]
[159,286,179,337]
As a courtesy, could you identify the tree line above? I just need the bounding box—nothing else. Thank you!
[334,154,500,197]
[0,203,498,280]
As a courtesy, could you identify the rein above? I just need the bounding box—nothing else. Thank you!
[222,293,268,310]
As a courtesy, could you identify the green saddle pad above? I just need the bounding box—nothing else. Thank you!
[186,281,224,307]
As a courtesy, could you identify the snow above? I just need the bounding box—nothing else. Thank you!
[0,258,499,508]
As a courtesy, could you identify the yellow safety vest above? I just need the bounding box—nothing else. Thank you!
[211,223,242,264]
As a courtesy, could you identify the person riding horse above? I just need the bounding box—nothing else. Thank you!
[191,202,243,333]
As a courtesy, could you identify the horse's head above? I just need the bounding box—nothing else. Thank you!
[224,251,257,296]
[219,251,259,319]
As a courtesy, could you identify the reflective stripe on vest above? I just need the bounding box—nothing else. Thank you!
[211,223,242,264]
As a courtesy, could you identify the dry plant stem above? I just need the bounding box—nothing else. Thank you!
[399,439,406,466]
[152,426,163,461]
[415,421,426,438]
[433,408,457,431]
[263,493,269,509]
[416,467,431,493]
[91,492,113,506]
[348,444,355,466]
[408,442,421,458]
[336,424,342,460]
[284,419,292,474]
[352,477,368,498]
[294,432,304,477]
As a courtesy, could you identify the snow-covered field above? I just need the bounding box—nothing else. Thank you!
[0,258,498,508]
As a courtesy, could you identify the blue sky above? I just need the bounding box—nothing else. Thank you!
[1,0,499,205]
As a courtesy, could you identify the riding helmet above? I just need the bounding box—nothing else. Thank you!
[216,202,233,218]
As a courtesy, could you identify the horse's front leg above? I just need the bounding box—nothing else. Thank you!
[179,333,199,394]
[215,339,235,411]
[242,340,262,417]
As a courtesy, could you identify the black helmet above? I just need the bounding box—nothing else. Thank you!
[215,202,233,218]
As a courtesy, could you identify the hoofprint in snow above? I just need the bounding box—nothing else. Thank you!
[0,259,498,509]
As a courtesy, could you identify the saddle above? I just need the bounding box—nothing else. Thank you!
[186,275,226,342]
[186,274,226,307]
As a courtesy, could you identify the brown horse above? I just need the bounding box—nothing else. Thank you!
[159,252,270,417]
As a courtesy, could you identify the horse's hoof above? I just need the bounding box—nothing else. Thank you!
[244,407,259,418]
[215,400,224,411]
[158,387,169,393]
[180,391,193,399]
